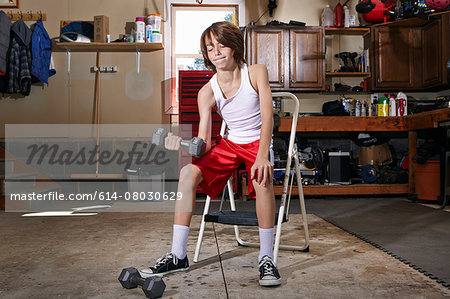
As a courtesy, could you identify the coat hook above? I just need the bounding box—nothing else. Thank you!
[29,11,33,20]
[39,11,43,21]
[20,11,23,20]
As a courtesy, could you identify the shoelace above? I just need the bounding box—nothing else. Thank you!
[262,260,274,276]
[154,253,178,268]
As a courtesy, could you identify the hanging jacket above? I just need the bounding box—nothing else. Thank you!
[31,20,55,84]
[7,19,32,96]
[0,10,11,74]
[0,10,11,93]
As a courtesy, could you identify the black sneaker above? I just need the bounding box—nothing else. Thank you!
[258,255,281,286]
[141,252,189,277]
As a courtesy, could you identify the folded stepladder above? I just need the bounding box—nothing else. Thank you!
[193,92,310,265]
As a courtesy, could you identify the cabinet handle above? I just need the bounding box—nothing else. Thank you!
[377,79,381,83]
[290,79,295,84]
[280,75,284,84]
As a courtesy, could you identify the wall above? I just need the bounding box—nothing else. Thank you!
[0,0,167,138]
[1,0,448,138]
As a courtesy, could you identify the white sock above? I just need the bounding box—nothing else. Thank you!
[171,224,190,260]
[258,227,274,262]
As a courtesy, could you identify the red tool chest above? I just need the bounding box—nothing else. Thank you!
[178,70,238,195]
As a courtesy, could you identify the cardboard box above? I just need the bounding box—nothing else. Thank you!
[94,15,109,42]
[357,143,392,167]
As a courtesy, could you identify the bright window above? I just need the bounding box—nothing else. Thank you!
[164,1,244,114]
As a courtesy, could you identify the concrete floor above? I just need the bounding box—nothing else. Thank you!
[1,209,449,298]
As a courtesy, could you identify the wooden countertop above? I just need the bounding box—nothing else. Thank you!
[279,108,450,132]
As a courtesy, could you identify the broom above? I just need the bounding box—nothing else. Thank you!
[71,52,123,180]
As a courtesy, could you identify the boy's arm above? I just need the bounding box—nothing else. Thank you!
[197,83,216,153]
[249,64,274,186]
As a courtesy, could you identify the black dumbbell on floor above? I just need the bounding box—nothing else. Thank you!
[118,267,166,298]
[152,128,206,157]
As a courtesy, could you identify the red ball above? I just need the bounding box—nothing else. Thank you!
[425,0,450,10]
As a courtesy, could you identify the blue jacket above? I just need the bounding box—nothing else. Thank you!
[31,20,54,84]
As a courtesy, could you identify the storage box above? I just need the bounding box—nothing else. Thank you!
[328,151,351,184]
[357,143,392,167]
[94,15,109,42]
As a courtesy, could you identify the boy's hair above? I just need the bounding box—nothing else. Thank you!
[200,21,245,72]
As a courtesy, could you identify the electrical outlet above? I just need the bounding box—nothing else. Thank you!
[90,66,119,73]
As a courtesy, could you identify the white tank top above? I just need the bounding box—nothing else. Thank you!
[210,64,261,144]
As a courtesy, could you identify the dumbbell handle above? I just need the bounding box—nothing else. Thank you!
[180,140,189,148]
[131,275,146,287]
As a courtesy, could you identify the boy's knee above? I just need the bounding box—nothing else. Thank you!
[179,164,202,182]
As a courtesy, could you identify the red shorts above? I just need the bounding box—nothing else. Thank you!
[193,136,259,200]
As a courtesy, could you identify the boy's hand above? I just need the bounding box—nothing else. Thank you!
[250,157,273,187]
[164,132,182,151]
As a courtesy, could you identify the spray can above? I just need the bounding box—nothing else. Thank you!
[368,102,373,116]
[373,98,378,116]
[361,101,366,116]
[355,100,361,116]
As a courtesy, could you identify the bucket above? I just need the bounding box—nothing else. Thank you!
[414,160,440,201]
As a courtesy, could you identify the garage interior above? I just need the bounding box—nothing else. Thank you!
[1,0,450,298]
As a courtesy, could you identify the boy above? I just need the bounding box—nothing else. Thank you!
[142,21,280,286]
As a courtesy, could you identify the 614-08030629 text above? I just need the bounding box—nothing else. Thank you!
[9,191,183,201]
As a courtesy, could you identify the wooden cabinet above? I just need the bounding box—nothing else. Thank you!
[422,13,450,88]
[368,11,450,91]
[371,26,420,89]
[246,26,324,91]
[422,19,442,87]
[246,27,286,88]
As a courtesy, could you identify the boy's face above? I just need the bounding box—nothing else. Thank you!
[205,34,236,70]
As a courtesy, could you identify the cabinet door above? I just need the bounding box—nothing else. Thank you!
[247,28,287,89]
[289,28,325,90]
[374,27,416,89]
[422,19,442,87]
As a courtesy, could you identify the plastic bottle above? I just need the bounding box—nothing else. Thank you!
[389,95,396,116]
[344,5,350,28]
[148,14,162,43]
[145,19,152,43]
[334,2,344,28]
[135,17,145,43]
[321,5,334,27]
[378,97,389,117]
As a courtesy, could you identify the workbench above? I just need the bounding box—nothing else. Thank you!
[276,108,450,196]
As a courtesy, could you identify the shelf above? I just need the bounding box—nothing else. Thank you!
[274,184,408,195]
[319,91,371,95]
[325,27,371,36]
[326,72,371,77]
[52,41,163,52]
[278,109,450,132]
